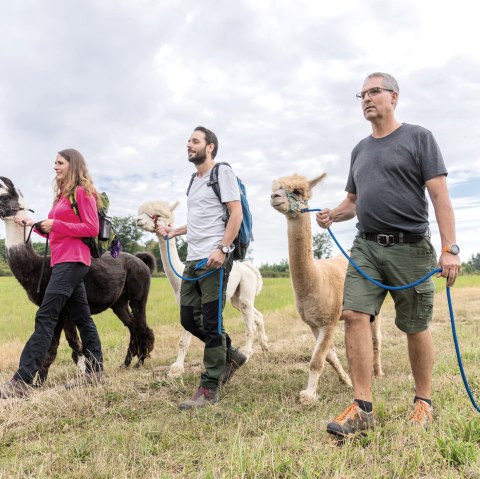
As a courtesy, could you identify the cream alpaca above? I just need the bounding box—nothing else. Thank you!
[137,200,268,377]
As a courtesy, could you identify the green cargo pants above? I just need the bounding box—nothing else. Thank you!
[180,254,233,389]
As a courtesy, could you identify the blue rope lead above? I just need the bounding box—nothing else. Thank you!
[166,236,224,335]
[301,208,480,413]
[447,287,480,412]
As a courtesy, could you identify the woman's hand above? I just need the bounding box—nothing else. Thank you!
[38,219,54,233]
[14,216,34,227]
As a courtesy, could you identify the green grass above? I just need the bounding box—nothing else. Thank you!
[0,276,480,478]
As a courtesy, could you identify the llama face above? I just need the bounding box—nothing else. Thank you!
[270,175,311,218]
[136,200,178,232]
[0,176,22,219]
[270,173,327,218]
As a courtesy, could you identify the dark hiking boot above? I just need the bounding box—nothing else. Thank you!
[326,402,377,438]
[219,347,247,386]
[0,378,32,399]
[410,399,433,427]
[178,386,219,410]
[64,371,105,390]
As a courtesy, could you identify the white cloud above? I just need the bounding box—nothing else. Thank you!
[1,0,480,265]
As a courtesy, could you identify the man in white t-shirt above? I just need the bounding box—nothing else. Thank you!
[157,126,247,409]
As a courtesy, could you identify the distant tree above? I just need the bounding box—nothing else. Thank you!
[462,253,480,274]
[143,236,187,273]
[259,259,290,278]
[112,215,144,254]
[144,238,162,272]
[0,238,5,262]
[32,240,48,255]
[312,231,333,259]
[176,236,188,262]
[468,253,480,270]
[0,238,11,275]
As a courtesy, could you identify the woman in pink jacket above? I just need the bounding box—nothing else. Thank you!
[0,149,104,398]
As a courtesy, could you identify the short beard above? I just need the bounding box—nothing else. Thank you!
[188,147,207,165]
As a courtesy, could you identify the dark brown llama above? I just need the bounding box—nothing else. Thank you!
[0,176,155,384]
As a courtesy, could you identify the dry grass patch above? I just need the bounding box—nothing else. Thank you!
[0,277,479,478]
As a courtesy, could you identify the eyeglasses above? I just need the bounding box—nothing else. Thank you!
[356,87,394,101]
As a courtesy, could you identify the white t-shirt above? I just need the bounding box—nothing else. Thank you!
[186,164,240,260]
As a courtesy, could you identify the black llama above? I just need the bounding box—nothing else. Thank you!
[0,176,155,384]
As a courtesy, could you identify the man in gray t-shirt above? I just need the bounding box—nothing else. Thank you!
[316,72,461,437]
[157,126,246,410]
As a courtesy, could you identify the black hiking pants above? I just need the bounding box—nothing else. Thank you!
[14,262,103,384]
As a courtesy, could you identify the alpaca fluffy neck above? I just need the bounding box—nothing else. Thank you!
[287,213,317,292]
[156,233,183,295]
[4,217,29,250]
[4,218,48,306]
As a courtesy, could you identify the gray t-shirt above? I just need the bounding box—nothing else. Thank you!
[346,123,447,234]
[186,163,240,260]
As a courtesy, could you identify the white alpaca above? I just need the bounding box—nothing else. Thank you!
[137,200,268,377]
[270,173,383,405]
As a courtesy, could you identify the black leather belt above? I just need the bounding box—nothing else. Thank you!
[359,232,425,246]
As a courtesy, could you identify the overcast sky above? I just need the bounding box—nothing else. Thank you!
[1,0,479,266]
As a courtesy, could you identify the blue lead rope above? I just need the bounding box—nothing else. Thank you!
[301,207,480,413]
[165,236,224,335]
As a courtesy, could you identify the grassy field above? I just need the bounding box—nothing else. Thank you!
[0,275,480,478]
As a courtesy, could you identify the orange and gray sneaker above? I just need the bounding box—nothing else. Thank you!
[410,399,433,427]
[326,402,377,438]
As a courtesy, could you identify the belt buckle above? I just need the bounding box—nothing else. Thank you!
[377,234,394,246]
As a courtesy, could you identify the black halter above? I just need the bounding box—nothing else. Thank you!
[0,205,34,218]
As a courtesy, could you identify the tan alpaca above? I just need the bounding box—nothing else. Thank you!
[270,173,383,405]
[137,200,268,377]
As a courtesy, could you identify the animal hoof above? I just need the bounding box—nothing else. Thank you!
[299,390,318,405]
[341,377,353,388]
[76,356,86,374]
[168,363,185,378]
[241,349,253,360]
[374,369,385,378]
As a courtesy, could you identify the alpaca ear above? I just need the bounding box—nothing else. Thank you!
[309,173,327,191]
[169,201,180,212]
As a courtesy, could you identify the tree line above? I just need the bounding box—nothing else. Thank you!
[1,218,480,277]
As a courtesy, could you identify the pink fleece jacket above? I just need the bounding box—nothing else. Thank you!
[37,186,99,267]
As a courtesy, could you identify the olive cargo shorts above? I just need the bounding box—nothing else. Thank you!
[343,236,437,333]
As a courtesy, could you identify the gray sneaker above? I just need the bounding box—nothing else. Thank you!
[326,402,377,438]
[64,371,105,390]
[178,386,219,410]
[219,348,247,386]
[0,378,32,399]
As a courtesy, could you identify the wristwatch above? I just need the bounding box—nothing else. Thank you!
[442,244,460,255]
[217,244,230,254]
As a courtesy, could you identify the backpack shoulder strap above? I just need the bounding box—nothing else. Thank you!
[208,162,232,203]
[69,187,80,217]
[186,172,197,196]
